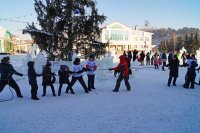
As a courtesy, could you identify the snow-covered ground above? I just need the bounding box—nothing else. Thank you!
[1,61,200,133]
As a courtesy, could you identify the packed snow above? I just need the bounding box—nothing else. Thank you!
[0,55,200,133]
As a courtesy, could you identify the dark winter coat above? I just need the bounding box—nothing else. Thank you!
[132,50,138,61]
[127,51,132,60]
[140,52,145,61]
[166,59,179,77]
[162,53,167,60]
[187,60,198,77]
[58,69,73,84]
[168,53,173,62]
[42,66,55,86]
[146,53,150,61]
[28,67,42,85]
[0,63,22,80]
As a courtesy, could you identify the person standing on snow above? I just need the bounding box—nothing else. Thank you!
[109,55,131,92]
[166,55,179,87]
[66,58,89,93]
[183,55,198,89]
[27,61,42,100]
[42,61,56,97]
[161,52,167,71]
[58,65,75,96]
[0,56,23,98]
[86,55,97,90]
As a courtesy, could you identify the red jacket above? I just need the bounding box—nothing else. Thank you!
[112,55,129,77]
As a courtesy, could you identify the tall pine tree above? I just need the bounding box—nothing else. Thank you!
[23,0,106,60]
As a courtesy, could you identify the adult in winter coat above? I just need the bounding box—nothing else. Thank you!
[0,56,23,98]
[109,55,131,92]
[146,52,151,65]
[161,52,167,71]
[166,55,179,86]
[42,62,56,96]
[127,51,133,61]
[132,49,138,62]
[58,65,75,96]
[86,55,97,90]
[183,55,198,89]
[66,58,89,93]
[27,61,42,100]
[139,51,145,66]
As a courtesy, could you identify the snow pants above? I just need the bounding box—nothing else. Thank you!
[114,76,131,91]
[0,78,22,97]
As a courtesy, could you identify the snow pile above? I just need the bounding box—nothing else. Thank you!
[0,55,200,133]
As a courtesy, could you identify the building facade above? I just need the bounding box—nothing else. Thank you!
[100,22,153,54]
[0,26,33,54]
[0,26,13,53]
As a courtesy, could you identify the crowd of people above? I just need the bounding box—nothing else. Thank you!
[0,49,199,101]
[123,49,200,88]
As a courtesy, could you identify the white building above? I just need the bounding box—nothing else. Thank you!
[0,26,12,53]
[100,22,153,54]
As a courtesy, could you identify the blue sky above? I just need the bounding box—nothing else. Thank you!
[0,0,200,38]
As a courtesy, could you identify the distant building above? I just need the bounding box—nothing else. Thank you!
[100,22,153,54]
[0,26,33,54]
[0,26,13,53]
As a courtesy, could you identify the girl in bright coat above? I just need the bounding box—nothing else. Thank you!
[109,55,131,92]
[86,55,97,90]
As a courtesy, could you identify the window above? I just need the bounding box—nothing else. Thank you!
[124,32,129,40]
[145,37,149,41]
[140,37,143,41]
[110,31,124,41]
[134,45,138,49]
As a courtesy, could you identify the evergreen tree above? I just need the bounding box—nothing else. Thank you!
[183,34,191,53]
[175,36,184,51]
[23,0,106,60]
[158,41,167,52]
[167,39,174,52]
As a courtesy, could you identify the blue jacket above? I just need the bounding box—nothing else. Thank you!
[0,63,22,80]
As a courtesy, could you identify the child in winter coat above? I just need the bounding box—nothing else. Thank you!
[109,55,131,92]
[58,65,75,96]
[27,61,42,100]
[42,61,56,96]
[86,55,97,90]
[66,58,89,93]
